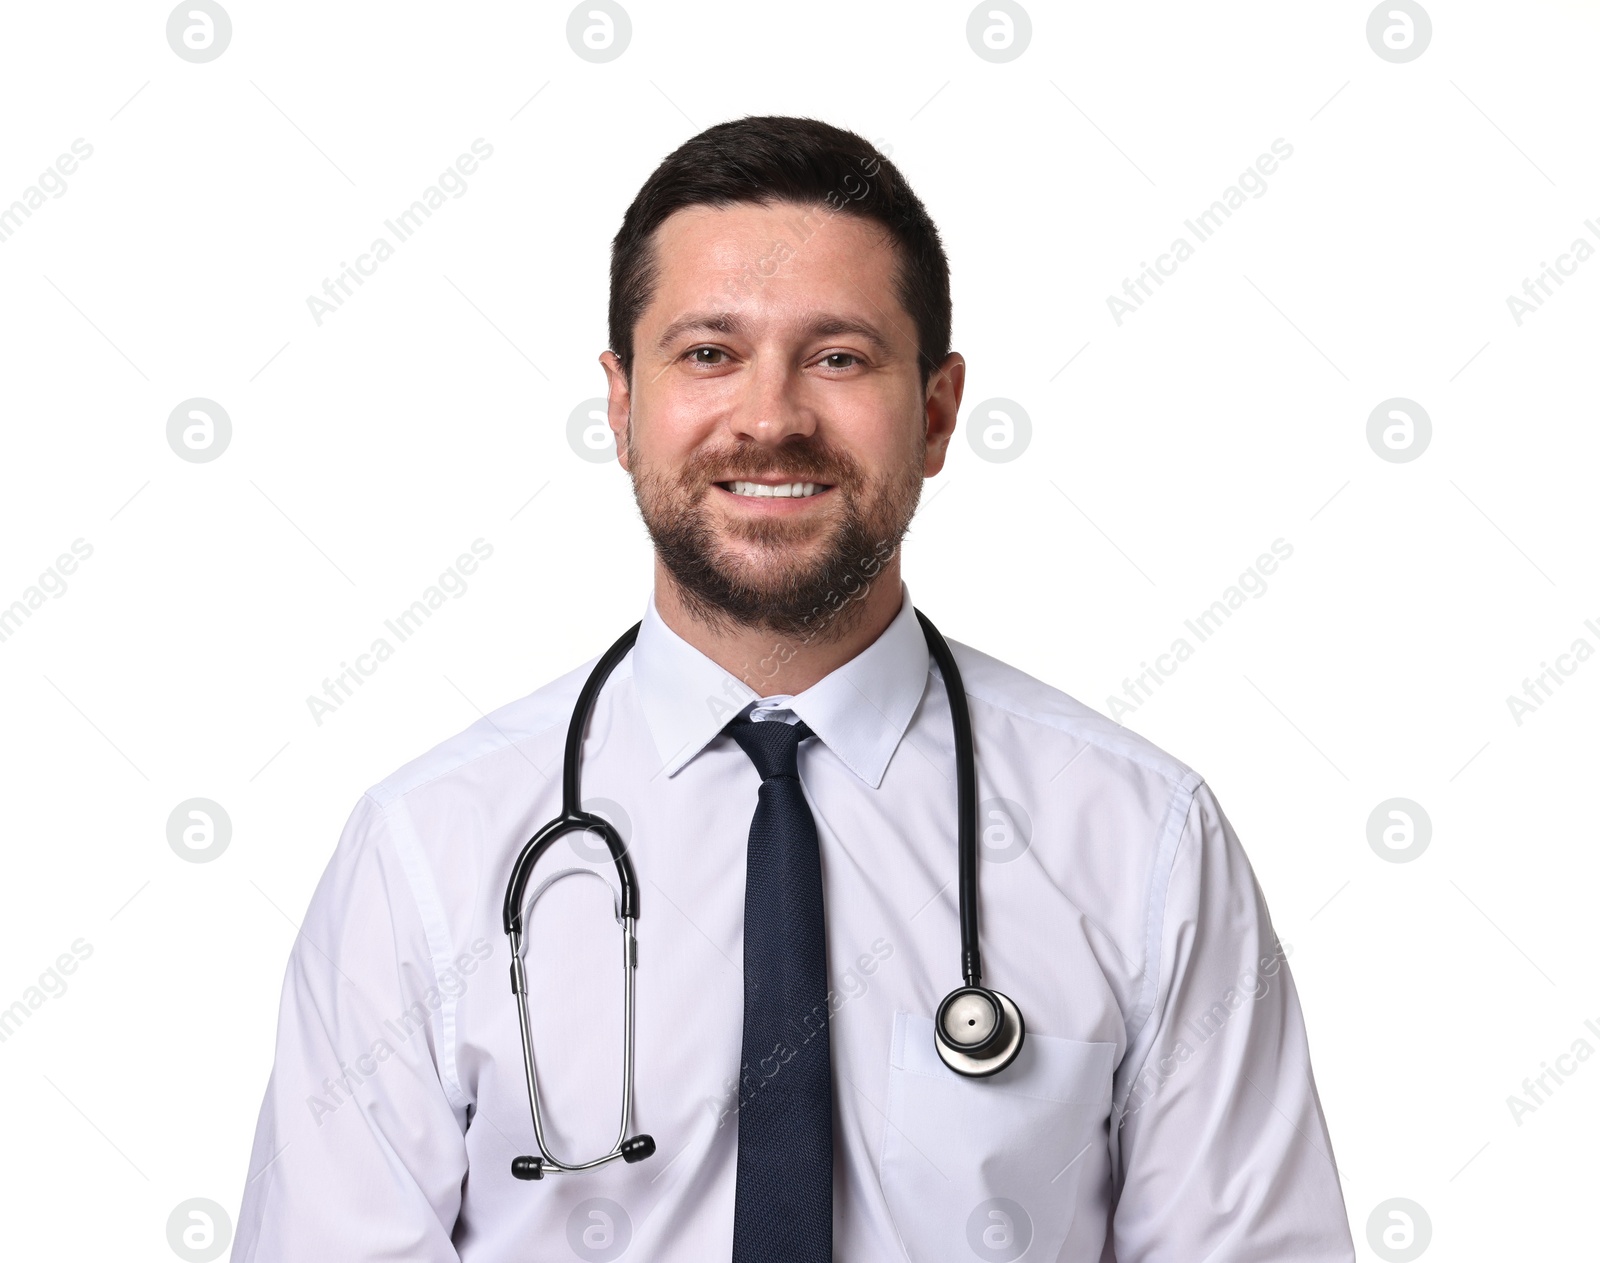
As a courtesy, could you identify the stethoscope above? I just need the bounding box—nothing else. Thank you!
[502,608,1025,1181]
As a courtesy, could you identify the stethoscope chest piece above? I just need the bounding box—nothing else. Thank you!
[934,986,1026,1077]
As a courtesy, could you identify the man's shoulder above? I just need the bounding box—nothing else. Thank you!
[945,636,1201,795]
[361,651,603,810]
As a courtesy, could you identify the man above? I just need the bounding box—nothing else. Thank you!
[233,116,1355,1261]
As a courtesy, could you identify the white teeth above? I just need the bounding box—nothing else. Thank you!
[726,480,823,498]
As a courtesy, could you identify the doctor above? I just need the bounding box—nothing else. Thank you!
[232,115,1355,1261]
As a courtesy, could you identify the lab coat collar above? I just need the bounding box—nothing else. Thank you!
[630,581,930,789]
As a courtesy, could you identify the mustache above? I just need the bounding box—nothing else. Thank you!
[681,442,857,488]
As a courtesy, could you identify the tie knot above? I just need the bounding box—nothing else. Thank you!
[725,711,815,781]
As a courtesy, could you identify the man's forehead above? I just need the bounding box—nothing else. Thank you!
[650,202,896,277]
[643,202,906,334]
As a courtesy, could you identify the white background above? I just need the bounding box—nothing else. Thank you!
[1,1,1595,1258]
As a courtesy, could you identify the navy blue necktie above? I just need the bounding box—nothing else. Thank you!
[724,709,833,1262]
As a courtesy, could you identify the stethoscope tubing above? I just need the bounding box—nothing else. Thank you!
[914,608,984,989]
[501,606,1007,1177]
[503,623,644,939]
[509,914,639,1172]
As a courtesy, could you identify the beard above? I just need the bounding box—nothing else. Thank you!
[628,426,924,645]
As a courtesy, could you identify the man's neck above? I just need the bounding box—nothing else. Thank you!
[651,557,905,696]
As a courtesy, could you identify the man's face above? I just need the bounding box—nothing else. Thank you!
[602,200,963,643]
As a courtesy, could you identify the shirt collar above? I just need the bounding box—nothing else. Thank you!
[630,581,930,789]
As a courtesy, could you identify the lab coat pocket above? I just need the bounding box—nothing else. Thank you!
[879,1010,1114,1262]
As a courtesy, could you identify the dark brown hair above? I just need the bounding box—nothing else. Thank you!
[607,115,952,385]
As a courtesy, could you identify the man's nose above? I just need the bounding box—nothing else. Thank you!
[725,356,817,446]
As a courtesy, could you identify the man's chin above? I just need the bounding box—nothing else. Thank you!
[711,500,835,541]
[707,511,839,561]
[709,560,831,603]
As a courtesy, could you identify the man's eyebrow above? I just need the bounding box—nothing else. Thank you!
[655,311,749,351]
[801,317,894,359]
[652,312,896,359]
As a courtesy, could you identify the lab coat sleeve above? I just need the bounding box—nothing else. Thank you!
[231,792,469,1262]
[1108,781,1355,1262]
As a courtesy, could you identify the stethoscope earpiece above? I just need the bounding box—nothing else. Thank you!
[934,986,1026,1077]
[511,1133,653,1180]
[620,1134,657,1163]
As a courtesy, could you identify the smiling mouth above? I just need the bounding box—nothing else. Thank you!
[715,479,833,499]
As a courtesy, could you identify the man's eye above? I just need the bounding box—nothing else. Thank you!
[688,347,726,365]
[820,353,859,369]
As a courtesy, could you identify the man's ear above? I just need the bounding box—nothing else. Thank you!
[599,350,633,470]
[922,351,966,477]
